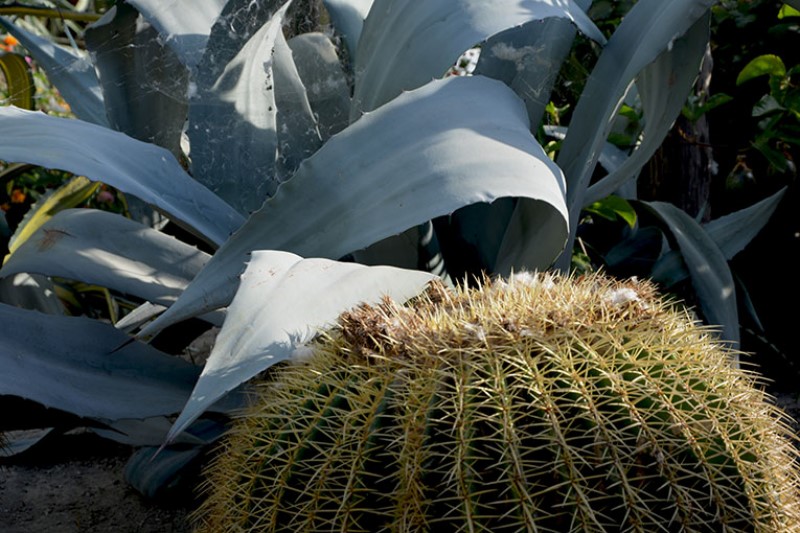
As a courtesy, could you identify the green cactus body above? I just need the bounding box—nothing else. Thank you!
[196,274,800,532]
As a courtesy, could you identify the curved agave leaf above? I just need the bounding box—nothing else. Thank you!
[0,209,209,307]
[0,17,107,126]
[321,0,374,60]
[643,201,739,347]
[474,16,579,131]
[650,188,787,286]
[92,417,210,447]
[85,4,189,157]
[197,0,286,81]
[584,14,710,205]
[188,1,290,214]
[0,273,64,314]
[351,0,603,118]
[273,31,323,180]
[0,107,243,246]
[704,187,786,259]
[553,0,715,269]
[0,303,200,420]
[442,13,586,277]
[124,0,228,69]
[0,428,57,458]
[125,418,226,499]
[139,76,568,337]
[287,32,351,140]
[165,250,436,442]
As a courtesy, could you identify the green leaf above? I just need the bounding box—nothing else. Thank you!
[584,195,637,228]
[164,250,436,442]
[554,0,716,270]
[351,0,603,118]
[0,17,108,126]
[0,303,201,420]
[124,0,227,68]
[85,4,189,157]
[0,51,34,109]
[779,4,800,18]
[139,76,568,337]
[1,209,210,307]
[736,54,787,85]
[644,201,739,346]
[682,93,733,122]
[0,107,244,246]
[752,137,790,172]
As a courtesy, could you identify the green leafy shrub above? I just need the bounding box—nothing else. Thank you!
[196,273,800,532]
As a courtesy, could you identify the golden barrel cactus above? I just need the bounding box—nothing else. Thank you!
[195,273,800,532]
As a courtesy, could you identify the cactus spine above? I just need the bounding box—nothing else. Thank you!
[196,273,800,532]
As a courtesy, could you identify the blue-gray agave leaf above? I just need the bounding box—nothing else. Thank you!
[287,32,351,140]
[274,31,323,180]
[188,1,291,215]
[139,76,568,337]
[165,250,437,442]
[443,13,585,276]
[0,17,107,126]
[85,4,189,157]
[650,188,787,286]
[584,15,711,205]
[553,0,716,270]
[321,0,374,61]
[0,273,64,314]
[474,17,579,131]
[644,201,739,347]
[351,0,604,119]
[0,107,243,246]
[704,187,786,259]
[0,304,200,420]
[124,0,228,69]
[0,209,209,307]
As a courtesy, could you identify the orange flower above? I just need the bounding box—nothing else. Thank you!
[10,189,26,204]
[3,35,19,48]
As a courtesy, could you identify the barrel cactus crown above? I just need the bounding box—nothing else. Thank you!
[195,273,800,532]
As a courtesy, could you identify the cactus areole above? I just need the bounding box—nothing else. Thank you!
[196,273,800,532]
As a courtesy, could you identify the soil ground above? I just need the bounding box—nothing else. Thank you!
[0,433,191,533]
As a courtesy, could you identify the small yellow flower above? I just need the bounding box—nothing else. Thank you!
[3,35,19,48]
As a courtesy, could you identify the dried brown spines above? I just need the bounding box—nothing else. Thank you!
[196,273,800,532]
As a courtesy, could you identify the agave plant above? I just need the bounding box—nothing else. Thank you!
[0,0,790,496]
